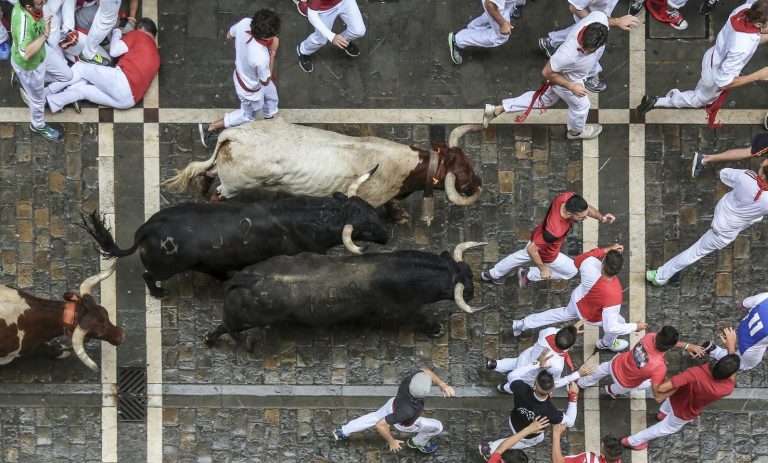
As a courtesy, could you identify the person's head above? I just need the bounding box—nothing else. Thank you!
[136,18,158,37]
[602,250,624,276]
[251,9,281,39]
[654,326,680,352]
[500,449,529,463]
[746,0,768,30]
[564,194,589,221]
[534,370,555,396]
[555,325,578,351]
[712,354,740,380]
[19,0,44,13]
[600,435,624,462]
[580,23,609,54]
[408,372,433,398]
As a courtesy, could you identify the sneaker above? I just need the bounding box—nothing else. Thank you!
[0,41,9,61]
[448,32,463,65]
[264,108,278,120]
[198,123,215,148]
[343,41,360,58]
[666,8,688,30]
[406,438,438,454]
[71,100,81,114]
[11,70,19,87]
[538,37,557,58]
[699,0,717,15]
[481,270,506,285]
[332,427,347,441]
[700,340,716,355]
[512,320,524,337]
[517,267,529,289]
[293,0,308,17]
[629,0,644,15]
[645,269,667,287]
[485,359,497,370]
[79,52,111,66]
[479,441,492,460]
[511,5,523,19]
[691,151,706,178]
[637,95,658,117]
[567,124,602,140]
[597,339,629,352]
[30,123,62,141]
[482,104,496,128]
[584,75,607,93]
[656,411,668,421]
[18,86,30,106]
[297,45,313,73]
[497,383,511,394]
[605,384,625,399]
[621,437,648,451]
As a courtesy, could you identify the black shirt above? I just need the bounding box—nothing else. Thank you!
[385,371,425,427]
[509,380,564,437]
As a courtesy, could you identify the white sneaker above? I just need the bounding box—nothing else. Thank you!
[597,339,629,352]
[512,320,524,337]
[482,104,496,128]
[567,124,602,140]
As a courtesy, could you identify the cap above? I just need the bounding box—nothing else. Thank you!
[408,372,432,398]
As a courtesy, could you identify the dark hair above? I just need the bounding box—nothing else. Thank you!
[746,0,768,24]
[581,23,609,50]
[555,326,578,350]
[601,435,623,461]
[136,18,158,37]
[251,9,281,39]
[655,326,679,352]
[18,0,35,8]
[564,194,588,214]
[501,449,529,463]
[535,370,555,392]
[712,354,740,380]
[603,250,623,276]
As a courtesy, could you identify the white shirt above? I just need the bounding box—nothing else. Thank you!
[710,3,761,88]
[569,0,620,17]
[230,18,271,96]
[484,0,517,16]
[549,11,608,83]
[508,328,580,389]
[712,168,768,235]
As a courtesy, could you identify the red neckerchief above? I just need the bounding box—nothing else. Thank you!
[576,25,589,53]
[545,334,575,370]
[746,171,768,201]
[705,90,729,129]
[27,8,43,21]
[730,9,761,34]
[245,31,273,48]
[515,81,552,124]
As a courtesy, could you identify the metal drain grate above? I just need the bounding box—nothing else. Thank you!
[117,367,147,422]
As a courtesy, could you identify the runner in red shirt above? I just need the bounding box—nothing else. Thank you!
[552,423,623,463]
[482,192,615,288]
[622,352,740,450]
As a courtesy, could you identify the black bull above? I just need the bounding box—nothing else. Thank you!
[204,242,487,345]
[82,193,391,299]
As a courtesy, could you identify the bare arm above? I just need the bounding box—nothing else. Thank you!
[374,419,403,453]
[608,14,640,30]
[655,379,676,403]
[551,424,568,463]
[542,61,584,96]
[484,1,513,35]
[495,417,550,455]
[420,368,456,397]
[722,67,768,90]
[128,0,139,20]
[586,205,615,223]
[526,242,550,279]
[22,16,50,60]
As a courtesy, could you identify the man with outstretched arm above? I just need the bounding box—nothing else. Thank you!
[702,293,768,370]
[691,132,768,178]
[552,423,624,463]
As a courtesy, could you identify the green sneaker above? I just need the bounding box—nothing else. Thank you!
[30,124,62,141]
[645,269,667,287]
[79,52,111,66]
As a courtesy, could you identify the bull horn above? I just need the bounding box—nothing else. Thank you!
[342,224,364,255]
[71,325,99,372]
[448,124,484,148]
[454,283,486,314]
[347,165,379,197]
[79,262,117,296]
[444,172,482,206]
[452,241,488,262]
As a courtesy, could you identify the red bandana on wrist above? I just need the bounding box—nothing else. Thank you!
[730,9,761,34]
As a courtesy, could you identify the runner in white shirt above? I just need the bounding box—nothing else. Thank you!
[199,10,280,147]
[481,12,608,140]
[295,0,365,73]
[637,1,768,121]
[537,0,638,92]
[647,159,768,286]
[448,0,516,65]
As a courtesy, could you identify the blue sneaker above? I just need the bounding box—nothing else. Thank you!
[0,41,9,61]
[407,438,438,454]
[332,427,347,441]
[30,124,62,142]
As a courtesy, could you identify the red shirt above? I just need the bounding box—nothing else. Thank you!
[307,0,343,11]
[564,452,620,463]
[669,364,735,421]
[571,248,623,323]
[530,192,576,264]
[118,31,160,103]
[611,333,666,389]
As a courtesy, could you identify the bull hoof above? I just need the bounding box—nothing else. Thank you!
[427,323,445,338]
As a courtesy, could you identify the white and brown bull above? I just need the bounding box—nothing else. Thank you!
[0,265,124,371]
[162,120,484,222]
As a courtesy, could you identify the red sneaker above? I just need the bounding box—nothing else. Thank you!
[621,437,648,451]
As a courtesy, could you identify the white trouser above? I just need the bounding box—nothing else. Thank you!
[655,49,720,109]
[490,419,545,451]
[520,302,625,347]
[44,0,65,53]
[223,75,279,128]
[12,45,73,128]
[299,0,366,56]
[711,344,766,371]
[454,8,512,48]
[576,357,651,394]
[502,85,590,133]
[628,399,692,446]
[46,62,134,111]
[340,398,443,446]
[548,24,604,78]
[83,0,120,59]
[490,242,578,282]
[655,227,737,282]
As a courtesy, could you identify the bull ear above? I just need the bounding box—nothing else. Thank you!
[63,292,80,302]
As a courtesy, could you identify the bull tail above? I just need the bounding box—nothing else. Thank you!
[80,211,140,259]
[161,150,219,192]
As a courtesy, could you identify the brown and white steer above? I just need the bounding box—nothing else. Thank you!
[162,120,484,219]
[0,264,124,371]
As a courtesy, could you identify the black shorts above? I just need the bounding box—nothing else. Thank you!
[752,132,768,157]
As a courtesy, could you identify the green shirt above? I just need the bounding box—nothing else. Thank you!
[11,3,45,71]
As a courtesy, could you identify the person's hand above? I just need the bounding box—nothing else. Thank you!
[332,34,350,49]
[687,343,706,358]
[600,213,616,223]
[736,299,745,311]
[756,67,768,81]
[522,416,550,436]
[44,15,52,38]
[635,321,648,332]
[500,21,514,35]
[577,363,595,376]
[439,384,456,398]
[567,381,580,395]
[613,14,640,30]
[388,439,403,453]
[269,36,280,52]
[721,326,737,351]
[569,82,588,97]
[540,266,552,280]
[538,348,553,368]
[605,243,624,253]
[574,320,586,334]
[552,423,567,437]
